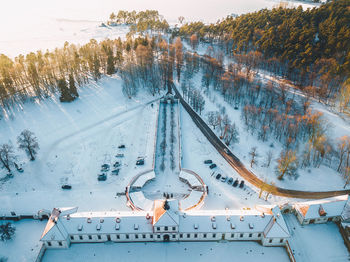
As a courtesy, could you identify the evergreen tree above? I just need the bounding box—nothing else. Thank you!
[106,48,115,75]
[58,78,74,102]
[68,74,79,98]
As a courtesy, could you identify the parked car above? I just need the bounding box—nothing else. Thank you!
[113,162,121,168]
[98,173,107,181]
[227,177,233,185]
[111,169,120,175]
[209,163,217,169]
[136,157,145,165]
[233,179,239,187]
[61,184,72,190]
[224,148,229,154]
[101,164,110,172]
[215,174,221,180]
[115,153,124,158]
[118,144,126,149]
[221,176,227,182]
[239,180,245,188]
[204,160,213,164]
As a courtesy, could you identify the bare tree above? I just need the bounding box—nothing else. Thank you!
[207,111,221,130]
[265,150,273,167]
[0,222,15,241]
[17,130,39,161]
[276,149,298,180]
[0,143,15,172]
[224,123,239,146]
[249,147,258,168]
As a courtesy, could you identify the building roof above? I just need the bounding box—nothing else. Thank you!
[153,199,179,227]
[294,195,348,220]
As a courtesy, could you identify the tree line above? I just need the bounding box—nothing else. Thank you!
[177,0,350,109]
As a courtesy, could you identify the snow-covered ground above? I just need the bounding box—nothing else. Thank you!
[0,75,160,214]
[284,214,350,262]
[0,220,47,262]
[42,241,290,262]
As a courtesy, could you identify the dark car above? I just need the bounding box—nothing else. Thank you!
[61,184,72,190]
[136,158,145,165]
[204,160,213,164]
[113,162,121,168]
[111,169,120,175]
[233,179,239,187]
[118,145,126,149]
[227,177,233,185]
[209,163,217,169]
[239,180,245,188]
[215,174,222,180]
[98,173,107,181]
[101,164,110,172]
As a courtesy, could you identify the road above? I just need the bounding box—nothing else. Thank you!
[172,83,350,199]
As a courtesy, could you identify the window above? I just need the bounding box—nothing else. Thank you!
[47,241,52,246]
[213,234,216,238]
[126,234,129,239]
[150,234,153,238]
[172,234,176,238]
[98,235,101,240]
[269,239,272,243]
[194,234,197,238]
[180,234,183,238]
[70,236,74,240]
[231,233,234,238]
[143,234,146,239]
[58,241,62,246]
[172,227,176,231]
[203,234,207,238]
[187,233,190,238]
[258,233,261,237]
[79,235,83,240]
[240,233,243,238]
[165,226,168,231]
[117,235,120,239]
[157,227,160,231]
[88,235,92,240]
[249,234,252,238]
[280,239,284,243]
[135,234,139,239]
[157,235,160,239]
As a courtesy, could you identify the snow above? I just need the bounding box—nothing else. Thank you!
[42,241,290,262]
[0,220,47,262]
[284,214,350,262]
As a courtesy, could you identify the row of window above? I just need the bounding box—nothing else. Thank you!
[68,232,268,241]
[155,226,177,231]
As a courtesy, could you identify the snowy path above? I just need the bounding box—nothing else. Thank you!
[142,100,190,199]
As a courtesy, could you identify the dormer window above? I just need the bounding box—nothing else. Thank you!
[249,223,254,229]
[100,218,104,223]
[87,218,92,223]
[230,223,236,229]
[116,217,121,223]
[194,224,199,230]
[240,216,244,221]
[211,216,216,222]
[212,222,217,229]
[134,224,139,230]
[115,224,120,230]
[96,224,101,231]
[77,224,83,231]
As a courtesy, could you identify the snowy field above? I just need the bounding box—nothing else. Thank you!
[284,214,350,262]
[0,220,47,262]
[0,75,160,214]
[42,241,290,262]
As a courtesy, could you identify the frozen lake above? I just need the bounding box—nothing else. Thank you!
[0,0,318,57]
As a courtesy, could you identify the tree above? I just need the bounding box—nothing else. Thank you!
[224,123,239,146]
[0,222,15,241]
[178,16,185,25]
[174,37,183,82]
[265,150,273,168]
[190,34,199,50]
[17,130,39,161]
[207,111,221,130]
[0,143,15,172]
[58,78,74,102]
[249,147,258,168]
[68,74,79,98]
[276,150,298,180]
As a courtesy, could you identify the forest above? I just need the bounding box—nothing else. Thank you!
[0,3,349,183]
[178,0,350,110]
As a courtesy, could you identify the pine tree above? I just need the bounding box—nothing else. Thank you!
[68,74,79,98]
[106,48,115,75]
[58,78,74,102]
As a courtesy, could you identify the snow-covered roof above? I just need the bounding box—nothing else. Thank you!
[40,203,289,240]
[294,195,349,220]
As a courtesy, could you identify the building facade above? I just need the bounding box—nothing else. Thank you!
[40,199,290,249]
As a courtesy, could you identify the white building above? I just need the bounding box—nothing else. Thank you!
[294,195,349,225]
[40,199,290,249]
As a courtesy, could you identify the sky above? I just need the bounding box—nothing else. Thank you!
[0,0,318,57]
